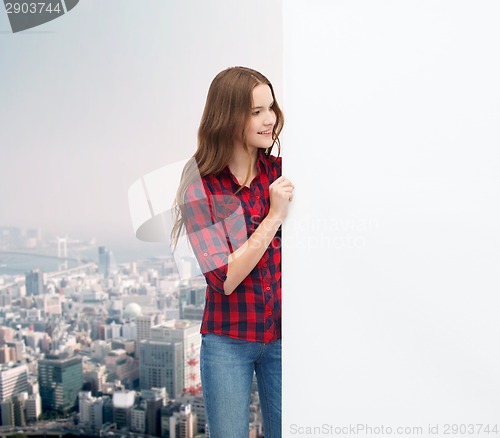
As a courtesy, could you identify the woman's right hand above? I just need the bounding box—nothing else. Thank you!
[268,176,295,223]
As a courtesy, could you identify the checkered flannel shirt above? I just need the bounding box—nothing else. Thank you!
[183,150,282,343]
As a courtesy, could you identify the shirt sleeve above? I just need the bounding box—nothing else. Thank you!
[183,180,246,295]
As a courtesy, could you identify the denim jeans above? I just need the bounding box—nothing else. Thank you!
[200,333,282,438]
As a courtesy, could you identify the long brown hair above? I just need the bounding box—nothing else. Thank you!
[170,66,284,250]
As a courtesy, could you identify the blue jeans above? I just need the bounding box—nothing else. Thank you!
[200,333,282,438]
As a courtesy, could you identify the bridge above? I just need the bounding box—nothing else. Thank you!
[0,250,89,263]
[0,261,98,291]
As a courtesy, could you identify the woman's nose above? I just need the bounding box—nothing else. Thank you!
[265,111,275,125]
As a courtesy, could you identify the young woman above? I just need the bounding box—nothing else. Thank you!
[171,66,294,438]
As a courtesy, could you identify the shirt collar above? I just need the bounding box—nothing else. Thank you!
[256,148,268,172]
[221,148,269,178]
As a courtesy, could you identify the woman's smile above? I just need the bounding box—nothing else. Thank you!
[258,129,273,135]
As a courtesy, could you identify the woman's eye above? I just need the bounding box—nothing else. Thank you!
[252,111,260,115]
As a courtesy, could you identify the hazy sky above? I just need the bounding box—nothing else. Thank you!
[0,0,282,257]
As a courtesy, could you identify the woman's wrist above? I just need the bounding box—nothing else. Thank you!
[262,213,284,231]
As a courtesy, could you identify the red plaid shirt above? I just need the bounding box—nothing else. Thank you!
[183,149,282,343]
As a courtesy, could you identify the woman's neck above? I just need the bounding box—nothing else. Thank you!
[228,145,259,187]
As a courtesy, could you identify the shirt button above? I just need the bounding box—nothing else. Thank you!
[265,286,270,291]
[266,310,272,316]
[256,195,260,200]
[263,263,268,268]
[203,252,208,256]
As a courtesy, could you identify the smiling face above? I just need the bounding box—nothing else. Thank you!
[243,83,277,151]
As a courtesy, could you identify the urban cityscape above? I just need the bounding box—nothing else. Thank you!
[0,226,264,437]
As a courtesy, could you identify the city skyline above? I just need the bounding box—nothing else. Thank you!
[0,227,257,436]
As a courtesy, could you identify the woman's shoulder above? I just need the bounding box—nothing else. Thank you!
[184,176,211,204]
[262,152,282,177]
[269,154,282,166]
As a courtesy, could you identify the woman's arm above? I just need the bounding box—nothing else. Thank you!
[223,175,294,295]
[183,175,294,296]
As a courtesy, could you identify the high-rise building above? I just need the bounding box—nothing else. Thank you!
[13,392,27,427]
[0,399,14,426]
[24,393,42,422]
[136,314,163,342]
[160,401,182,438]
[180,305,204,321]
[150,320,201,394]
[0,393,28,428]
[0,364,29,402]
[90,397,104,430]
[98,246,111,278]
[103,321,122,340]
[142,387,168,405]
[130,401,146,434]
[79,391,104,431]
[83,364,106,396]
[78,391,92,425]
[122,321,137,340]
[92,340,111,361]
[24,331,45,350]
[145,396,163,437]
[179,283,206,308]
[179,394,206,434]
[40,333,52,354]
[0,290,12,309]
[0,326,15,343]
[6,341,25,362]
[25,269,44,296]
[170,404,197,438]
[141,387,168,436]
[111,339,135,355]
[35,294,62,316]
[38,354,83,413]
[105,349,139,388]
[27,378,39,398]
[0,345,11,364]
[102,395,113,424]
[138,340,183,399]
[112,390,135,429]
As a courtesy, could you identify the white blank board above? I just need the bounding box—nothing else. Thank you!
[283,2,500,436]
